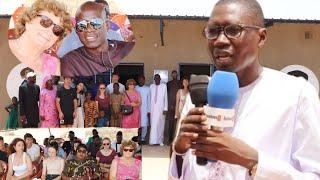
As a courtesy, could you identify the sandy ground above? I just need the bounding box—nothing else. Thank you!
[142,145,171,180]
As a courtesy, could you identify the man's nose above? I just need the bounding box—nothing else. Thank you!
[212,30,230,48]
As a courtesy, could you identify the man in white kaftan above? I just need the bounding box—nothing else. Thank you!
[169,0,320,179]
[149,74,168,145]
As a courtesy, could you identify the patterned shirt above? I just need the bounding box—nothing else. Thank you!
[62,158,101,178]
[84,100,98,127]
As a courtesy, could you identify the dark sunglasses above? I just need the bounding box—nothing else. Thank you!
[37,15,64,37]
[103,143,110,145]
[123,148,134,152]
[76,18,104,32]
[77,149,87,153]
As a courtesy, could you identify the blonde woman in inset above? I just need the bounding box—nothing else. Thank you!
[8,0,72,74]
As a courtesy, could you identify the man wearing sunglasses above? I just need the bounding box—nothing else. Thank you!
[60,1,135,77]
[169,0,320,179]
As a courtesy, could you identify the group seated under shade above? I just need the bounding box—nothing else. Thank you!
[0,131,141,180]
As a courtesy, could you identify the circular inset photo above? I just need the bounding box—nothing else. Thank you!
[281,64,319,93]
[8,0,135,77]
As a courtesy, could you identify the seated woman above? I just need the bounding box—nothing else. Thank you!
[110,140,141,180]
[41,142,64,180]
[61,144,101,179]
[44,141,66,159]
[96,138,116,179]
[7,138,33,180]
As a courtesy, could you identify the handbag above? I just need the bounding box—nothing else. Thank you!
[121,92,133,115]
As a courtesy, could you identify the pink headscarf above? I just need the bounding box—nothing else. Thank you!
[42,75,52,89]
[42,53,58,76]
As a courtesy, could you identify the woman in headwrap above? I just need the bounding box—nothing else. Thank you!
[39,76,59,127]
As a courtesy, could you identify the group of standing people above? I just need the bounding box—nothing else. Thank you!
[148,71,190,146]
[125,70,190,146]
[6,67,189,147]
[5,70,143,129]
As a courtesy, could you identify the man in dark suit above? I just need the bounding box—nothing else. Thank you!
[19,72,40,128]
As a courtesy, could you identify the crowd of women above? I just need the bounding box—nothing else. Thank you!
[0,131,141,179]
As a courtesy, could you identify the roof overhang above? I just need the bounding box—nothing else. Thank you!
[1,0,320,23]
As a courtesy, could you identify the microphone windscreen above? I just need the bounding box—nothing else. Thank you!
[207,71,239,109]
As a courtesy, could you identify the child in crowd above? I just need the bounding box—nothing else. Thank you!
[5,97,19,129]
[84,92,98,127]
[110,83,123,127]
[96,110,109,127]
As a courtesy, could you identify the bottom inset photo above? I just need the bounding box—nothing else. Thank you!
[0,127,141,180]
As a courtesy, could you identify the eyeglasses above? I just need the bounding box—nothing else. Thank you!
[37,15,64,37]
[103,143,110,146]
[77,149,87,153]
[204,24,262,40]
[123,148,134,152]
[76,18,104,32]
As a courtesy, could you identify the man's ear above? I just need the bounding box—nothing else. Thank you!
[258,28,267,48]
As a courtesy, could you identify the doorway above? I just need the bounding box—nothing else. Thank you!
[113,63,144,85]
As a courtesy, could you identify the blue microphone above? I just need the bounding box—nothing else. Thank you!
[203,71,239,164]
[206,70,239,131]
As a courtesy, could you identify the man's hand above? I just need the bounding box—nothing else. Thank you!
[191,130,258,169]
[59,112,64,120]
[173,108,207,154]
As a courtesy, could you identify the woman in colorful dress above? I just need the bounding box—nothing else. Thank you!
[40,76,59,128]
[84,92,98,127]
[121,79,141,128]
